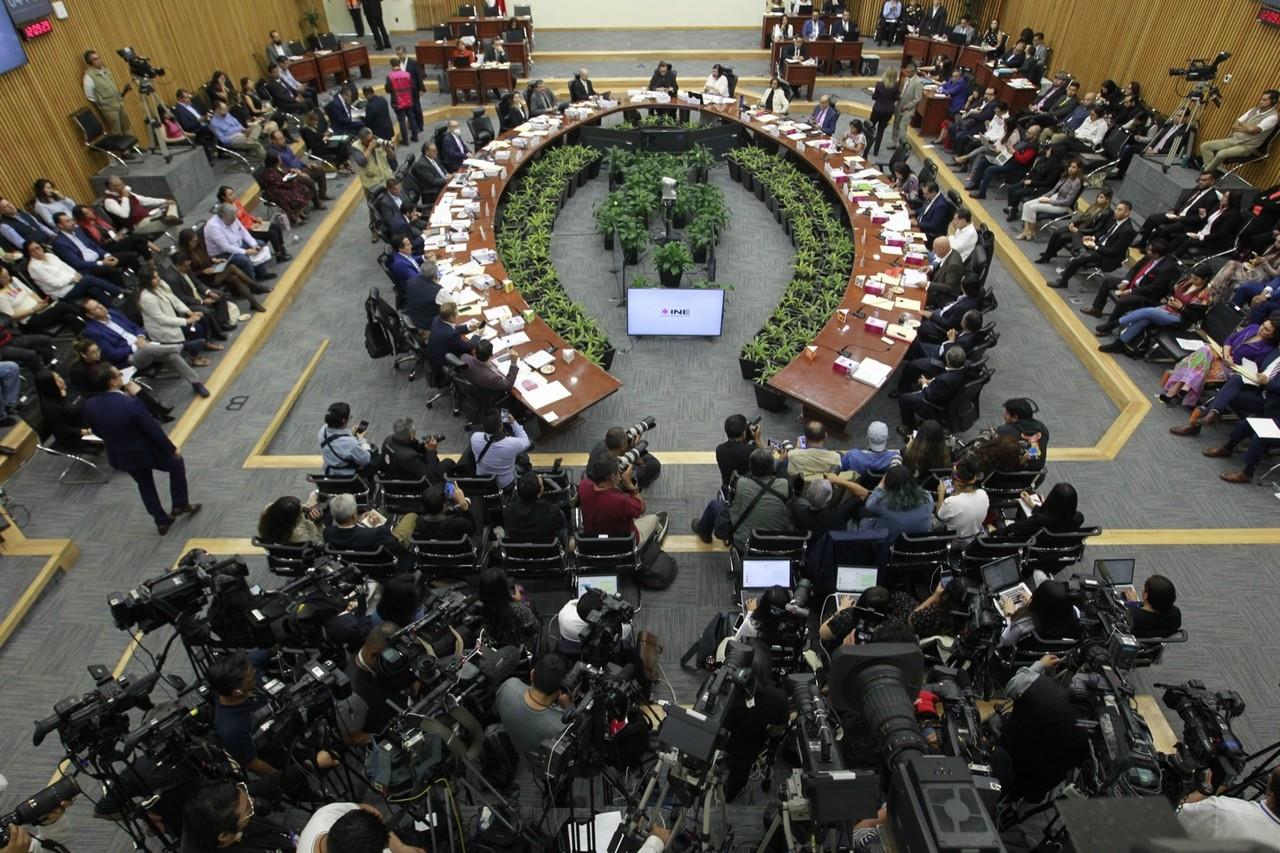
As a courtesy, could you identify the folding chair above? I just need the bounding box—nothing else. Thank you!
[34,442,110,485]
[70,108,141,171]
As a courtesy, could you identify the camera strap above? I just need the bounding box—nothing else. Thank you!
[474,435,498,466]
[320,429,361,476]
[728,476,787,538]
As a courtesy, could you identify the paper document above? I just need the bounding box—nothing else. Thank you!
[1248,418,1280,439]
[248,244,272,265]
[521,349,555,370]
[885,323,917,342]
[850,358,893,388]
[894,297,922,311]
[498,331,531,349]
[483,305,512,322]
[861,295,895,311]
[1238,358,1261,386]
[1175,337,1203,351]
[522,380,571,410]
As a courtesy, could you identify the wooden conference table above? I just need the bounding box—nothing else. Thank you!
[769,39,863,76]
[760,13,846,48]
[445,15,534,45]
[284,44,371,86]
[417,38,530,77]
[436,100,926,426]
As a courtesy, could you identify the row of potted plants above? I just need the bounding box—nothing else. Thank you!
[495,145,617,369]
[727,146,855,408]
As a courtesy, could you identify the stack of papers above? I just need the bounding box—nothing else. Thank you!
[851,358,893,388]
[521,349,555,370]
[523,381,571,410]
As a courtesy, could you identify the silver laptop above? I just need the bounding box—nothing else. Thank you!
[981,555,1031,617]
[577,574,618,597]
[1093,558,1139,604]
[741,559,791,606]
[832,565,880,610]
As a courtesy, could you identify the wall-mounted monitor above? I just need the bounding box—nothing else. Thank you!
[0,9,27,76]
[627,287,725,336]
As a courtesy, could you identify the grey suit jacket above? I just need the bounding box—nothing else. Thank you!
[897,75,924,115]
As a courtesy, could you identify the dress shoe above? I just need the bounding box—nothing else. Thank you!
[1220,471,1252,484]
[0,414,16,428]
[1203,446,1233,458]
[156,515,176,535]
[1034,255,1051,264]
[157,413,176,423]
[256,272,277,282]
[1047,281,1068,289]
[1098,339,1126,353]
[1199,408,1220,426]
[277,251,293,262]
[173,503,203,517]
[249,283,273,294]
[1080,306,1103,317]
[690,519,711,544]
[969,191,987,199]
[1094,323,1116,336]
[1169,423,1201,437]
[192,383,210,398]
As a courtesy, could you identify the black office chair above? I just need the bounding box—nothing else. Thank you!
[251,537,322,578]
[412,534,483,578]
[70,108,141,171]
[728,529,811,580]
[1220,123,1280,181]
[459,3,477,15]
[433,25,452,41]
[468,107,495,147]
[317,32,340,51]
[884,530,955,595]
[1149,301,1243,362]
[306,473,371,508]
[1024,526,1102,577]
[513,4,532,16]
[720,66,738,97]
[575,531,641,577]
[448,475,505,526]
[983,469,1047,524]
[323,543,402,581]
[924,367,993,434]
[494,538,570,583]
[376,475,431,516]
[959,535,1031,578]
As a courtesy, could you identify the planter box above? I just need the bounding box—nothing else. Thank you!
[624,247,640,265]
[741,171,755,193]
[604,233,614,251]
[659,269,683,288]
[739,356,763,381]
[754,382,787,412]
[588,160,602,180]
[754,180,767,201]
[672,211,688,229]
[692,245,708,263]
[601,346,616,372]
[728,159,742,182]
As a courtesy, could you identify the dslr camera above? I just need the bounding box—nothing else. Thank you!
[0,776,80,847]
[624,415,657,442]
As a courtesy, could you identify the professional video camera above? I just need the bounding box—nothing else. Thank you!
[238,557,366,650]
[1063,573,1140,672]
[624,416,657,443]
[757,579,814,677]
[921,666,997,776]
[1066,647,1162,798]
[541,661,649,779]
[117,683,216,764]
[1156,679,1247,800]
[108,550,250,635]
[829,644,1005,852]
[578,590,636,664]
[0,776,80,847]
[377,587,483,680]
[1169,51,1231,81]
[252,657,351,752]
[33,665,161,753]
[116,47,165,80]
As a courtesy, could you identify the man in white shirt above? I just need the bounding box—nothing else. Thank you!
[1179,767,1280,847]
[704,64,730,98]
[949,207,979,261]
[102,175,180,237]
[203,204,275,283]
[1200,90,1279,172]
[295,802,423,853]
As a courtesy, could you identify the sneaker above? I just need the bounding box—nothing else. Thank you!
[654,511,670,544]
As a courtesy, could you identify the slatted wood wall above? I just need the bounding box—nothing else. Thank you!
[0,0,308,205]
[848,0,994,41]
[990,0,1280,186]
[413,0,454,29]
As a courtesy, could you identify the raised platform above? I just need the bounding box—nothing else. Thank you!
[90,147,217,217]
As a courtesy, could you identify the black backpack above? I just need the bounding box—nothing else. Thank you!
[364,292,393,359]
[636,551,677,591]
[680,610,736,672]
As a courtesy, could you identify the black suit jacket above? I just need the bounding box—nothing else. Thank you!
[1093,218,1137,264]
[831,19,856,39]
[648,69,677,92]
[1194,208,1242,252]
[921,5,947,35]
[918,294,982,344]
[375,191,415,241]
[173,102,206,134]
[83,391,177,472]
[1145,118,1191,157]
[1120,255,1179,303]
[410,156,448,197]
[569,77,597,102]
[482,45,508,63]
[922,367,968,408]
[364,95,395,140]
[1170,187,1220,227]
[266,79,304,112]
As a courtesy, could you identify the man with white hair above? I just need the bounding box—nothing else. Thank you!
[203,204,274,283]
[569,68,598,103]
[322,492,417,569]
[439,120,469,172]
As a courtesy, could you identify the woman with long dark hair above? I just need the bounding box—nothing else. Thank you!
[1001,579,1080,647]
[177,228,268,313]
[34,369,95,450]
[999,482,1085,541]
[68,337,173,421]
[477,567,540,649]
[257,495,323,544]
[902,419,952,478]
[859,463,935,541]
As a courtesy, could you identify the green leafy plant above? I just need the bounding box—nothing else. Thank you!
[652,240,694,276]
[629,276,658,288]
[300,3,324,34]
[692,279,733,289]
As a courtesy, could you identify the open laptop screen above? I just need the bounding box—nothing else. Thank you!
[742,559,791,589]
[1093,558,1135,586]
[980,555,1020,592]
[577,574,618,597]
[836,566,880,593]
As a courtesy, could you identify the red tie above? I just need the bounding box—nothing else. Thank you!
[1132,259,1156,286]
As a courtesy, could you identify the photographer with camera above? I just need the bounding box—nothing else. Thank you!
[0,781,74,853]
[323,494,417,571]
[296,803,423,853]
[501,471,568,542]
[722,640,789,801]
[556,586,634,649]
[336,622,407,747]
[352,127,397,196]
[180,780,295,853]
[466,408,531,490]
[594,419,662,490]
[379,417,451,483]
[715,414,763,486]
[318,402,378,483]
[578,451,668,551]
[413,481,480,544]
[991,653,1090,803]
[208,651,338,781]
[1178,763,1280,845]
[820,585,918,647]
[495,652,572,770]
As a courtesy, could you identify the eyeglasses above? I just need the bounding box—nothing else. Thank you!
[237,782,256,826]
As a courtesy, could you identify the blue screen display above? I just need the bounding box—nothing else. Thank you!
[0,10,28,76]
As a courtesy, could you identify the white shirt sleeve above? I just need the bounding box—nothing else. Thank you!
[102,195,129,219]
[83,72,97,103]
[639,836,666,853]
[705,75,729,97]
[1258,112,1279,133]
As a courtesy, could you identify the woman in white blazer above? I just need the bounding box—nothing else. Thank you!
[137,264,219,365]
[761,77,790,115]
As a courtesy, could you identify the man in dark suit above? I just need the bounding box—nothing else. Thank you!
[1085,240,1180,335]
[1037,188,1114,263]
[919,0,947,36]
[1142,108,1192,160]
[171,89,218,161]
[802,10,825,40]
[273,58,319,109]
[916,275,983,344]
[325,88,365,135]
[410,142,449,200]
[1168,190,1242,258]
[1050,201,1136,288]
[926,235,965,308]
[831,10,857,40]
[648,62,678,96]
[388,236,425,291]
[362,0,391,50]
[809,95,838,135]
[394,46,426,135]
[778,37,807,77]
[439,120,469,172]
[900,345,968,429]
[527,80,557,116]
[264,66,306,115]
[915,182,952,244]
[1134,172,1219,251]
[83,363,201,534]
[361,85,395,141]
[897,309,983,390]
[427,303,479,367]
[50,212,132,285]
[569,69,599,103]
[482,38,508,63]
[375,179,424,249]
[998,41,1029,69]
[1021,75,1079,129]
[403,270,443,329]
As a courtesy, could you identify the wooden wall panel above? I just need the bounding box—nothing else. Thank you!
[0,0,307,204]
[412,0,453,29]
[991,0,1280,186]
[849,1,999,43]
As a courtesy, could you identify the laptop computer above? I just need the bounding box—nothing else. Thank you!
[832,565,880,610]
[947,31,968,45]
[577,574,618,597]
[1093,558,1139,604]
[981,555,1031,617]
[741,559,791,606]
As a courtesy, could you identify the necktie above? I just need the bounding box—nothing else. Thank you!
[1132,259,1155,286]
[1180,190,1206,218]
[1101,221,1120,245]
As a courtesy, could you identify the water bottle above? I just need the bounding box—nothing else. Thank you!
[739,94,746,114]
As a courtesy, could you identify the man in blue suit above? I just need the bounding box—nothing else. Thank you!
[388,237,426,290]
[802,10,825,40]
[439,120,469,172]
[83,363,202,534]
[914,182,953,244]
[427,303,479,368]
[325,88,365,136]
[80,298,210,398]
[50,212,133,286]
[809,95,838,136]
[172,89,218,162]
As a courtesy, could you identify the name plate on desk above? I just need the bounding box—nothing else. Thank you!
[864,315,888,334]
[833,355,858,375]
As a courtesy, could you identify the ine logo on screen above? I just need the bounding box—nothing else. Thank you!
[660,308,691,316]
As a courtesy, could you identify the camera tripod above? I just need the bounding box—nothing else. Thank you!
[131,75,172,163]
[756,769,848,853]
[1162,76,1231,173]
[614,748,731,853]
[1225,736,1280,801]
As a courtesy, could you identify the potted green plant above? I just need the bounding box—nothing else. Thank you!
[687,217,717,263]
[628,275,658,288]
[595,196,623,251]
[652,239,694,287]
[300,3,324,38]
[616,217,649,265]
[686,144,714,183]
[753,368,788,412]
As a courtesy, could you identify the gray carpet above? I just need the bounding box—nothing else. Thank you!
[1,27,1278,851]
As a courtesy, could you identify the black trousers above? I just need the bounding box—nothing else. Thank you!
[363,0,390,49]
[17,302,84,334]
[127,454,190,526]
[347,5,365,36]
[0,334,55,370]
[1057,250,1118,286]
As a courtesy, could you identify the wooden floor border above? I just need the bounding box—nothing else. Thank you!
[0,511,79,649]
[243,339,330,465]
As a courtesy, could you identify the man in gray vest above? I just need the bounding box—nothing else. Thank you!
[82,50,129,135]
[1200,89,1279,173]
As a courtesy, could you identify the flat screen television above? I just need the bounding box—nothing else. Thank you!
[627,287,725,336]
[0,9,27,76]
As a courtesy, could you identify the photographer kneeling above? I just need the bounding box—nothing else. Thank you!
[578,451,668,553]
[180,780,295,853]
[593,420,661,491]
[495,652,572,771]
